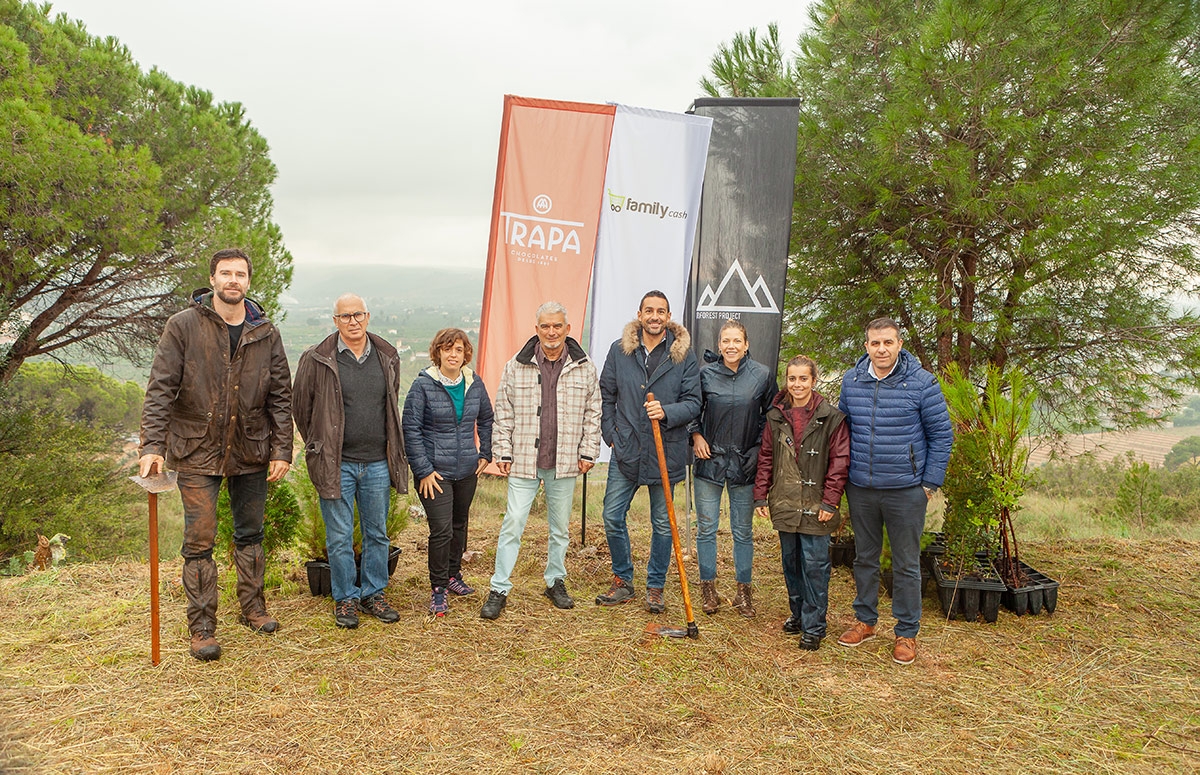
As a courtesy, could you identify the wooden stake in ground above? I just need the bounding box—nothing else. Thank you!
[130,470,177,666]
[645,392,699,639]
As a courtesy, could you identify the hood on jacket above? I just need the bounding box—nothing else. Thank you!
[619,320,691,363]
[420,364,477,388]
[770,388,827,414]
[515,335,589,365]
[190,287,269,328]
[852,348,923,382]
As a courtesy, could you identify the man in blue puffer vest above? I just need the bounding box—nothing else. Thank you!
[836,317,952,665]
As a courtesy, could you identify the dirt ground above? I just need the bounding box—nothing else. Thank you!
[1,483,1198,774]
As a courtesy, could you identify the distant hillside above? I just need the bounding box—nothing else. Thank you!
[284,264,484,312]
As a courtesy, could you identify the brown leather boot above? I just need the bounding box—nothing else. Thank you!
[189,630,222,661]
[731,582,756,618]
[701,580,720,615]
[233,544,279,633]
[182,556,219,636]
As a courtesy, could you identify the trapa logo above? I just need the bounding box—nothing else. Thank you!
[532,194,553,215]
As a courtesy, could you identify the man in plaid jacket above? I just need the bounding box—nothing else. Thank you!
[479,302,602,620]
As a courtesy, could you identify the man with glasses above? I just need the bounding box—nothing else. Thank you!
[293,293,408,629]
[139,248,293,662]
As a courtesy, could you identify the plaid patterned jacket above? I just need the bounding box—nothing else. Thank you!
[492,336,601,479]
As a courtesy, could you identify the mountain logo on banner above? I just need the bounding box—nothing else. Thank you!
[533,194,553,214]
[697,260,780,314]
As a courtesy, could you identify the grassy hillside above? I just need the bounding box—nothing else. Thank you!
[1,474,1197,773]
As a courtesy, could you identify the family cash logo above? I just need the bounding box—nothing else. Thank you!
[500,194,584,266]
[607,188,689,219]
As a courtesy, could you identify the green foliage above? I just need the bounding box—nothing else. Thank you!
[8,362,142,431]
[1164,436,1200,471]
[0,392,141,560]
[705,2,1200,430]
[939,364,1036,568]
[0,1,292,385]
[1112,461,1163,529]
[215,479,302,567]
[1168,395,1200,427]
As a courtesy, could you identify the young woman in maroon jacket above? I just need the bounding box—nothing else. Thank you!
[754,355,850,651]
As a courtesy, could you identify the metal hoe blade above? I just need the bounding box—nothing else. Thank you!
[129,471,178,494]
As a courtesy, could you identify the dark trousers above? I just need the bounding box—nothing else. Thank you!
[847,483,927,638]
[779,531,832,638]
[418,474,477,589]
[177,470,268,558]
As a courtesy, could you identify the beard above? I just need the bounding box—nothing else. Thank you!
[216,286,245,305]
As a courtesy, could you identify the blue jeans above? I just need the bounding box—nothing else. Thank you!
[847,483,927,638]
[692,477,755,584]
[320,460,391,603]
[780,532,831,637]
[490,468,576,594]
[600,464,675,589]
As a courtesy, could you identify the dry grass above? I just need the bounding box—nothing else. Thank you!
[2,473,1199,774]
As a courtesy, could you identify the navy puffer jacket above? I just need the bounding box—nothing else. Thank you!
[600,321,701,485]
[689,351,776,486]
[837,350,952,490]
[402,366,494,481]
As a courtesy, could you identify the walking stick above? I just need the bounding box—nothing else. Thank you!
[581,471,588,545]
[644,393,699,639]
[131,468,177,666]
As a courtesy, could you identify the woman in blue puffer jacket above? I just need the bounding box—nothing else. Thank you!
[402,328,493,616]
[689,319,775,618]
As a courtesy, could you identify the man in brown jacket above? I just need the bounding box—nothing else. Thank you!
[292,293,408,629]
[139,248,293,662]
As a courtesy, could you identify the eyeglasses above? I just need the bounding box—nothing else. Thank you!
[333,311,368,323]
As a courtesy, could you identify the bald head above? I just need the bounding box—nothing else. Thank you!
[335,293,368,314]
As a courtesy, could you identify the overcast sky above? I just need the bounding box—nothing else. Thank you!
[46,1,815,270]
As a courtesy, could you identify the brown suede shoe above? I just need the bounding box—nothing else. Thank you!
[189,630,221,661]
[731,582,756,618]
[893,636,917,665]
[837,620,876,647]
[700,580,720,615]
[645,587,665,614]
[239,609,279,634]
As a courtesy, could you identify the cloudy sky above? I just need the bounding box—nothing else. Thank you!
[47,1,815,270]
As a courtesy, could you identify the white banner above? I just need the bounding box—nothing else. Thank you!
[588,105,712,462]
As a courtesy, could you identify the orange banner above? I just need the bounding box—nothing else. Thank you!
[477,95,616,402]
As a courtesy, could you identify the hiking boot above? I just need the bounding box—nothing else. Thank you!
[189,630,221,661]
[234,543,278,633]
[334,599,359,629]
[893,636,917,665]
[595,576,635,606]
[731,582,756,618]
[700,580,720,615]
[543,579,575,610]
[645,587,665,614]
[239,609,279,633]
[799,633,822,651]
[447,575,475,596]
[359,594,400,624]
[782,615,803,635]
[480,590,508,620]
[429,586,449,616]
[837,620,876,647]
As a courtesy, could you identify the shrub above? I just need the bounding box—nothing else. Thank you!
[215,479,303,567]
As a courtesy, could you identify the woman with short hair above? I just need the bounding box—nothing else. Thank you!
[402,328,493,616]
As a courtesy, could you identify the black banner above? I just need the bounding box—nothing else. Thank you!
[685,98,800,375]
